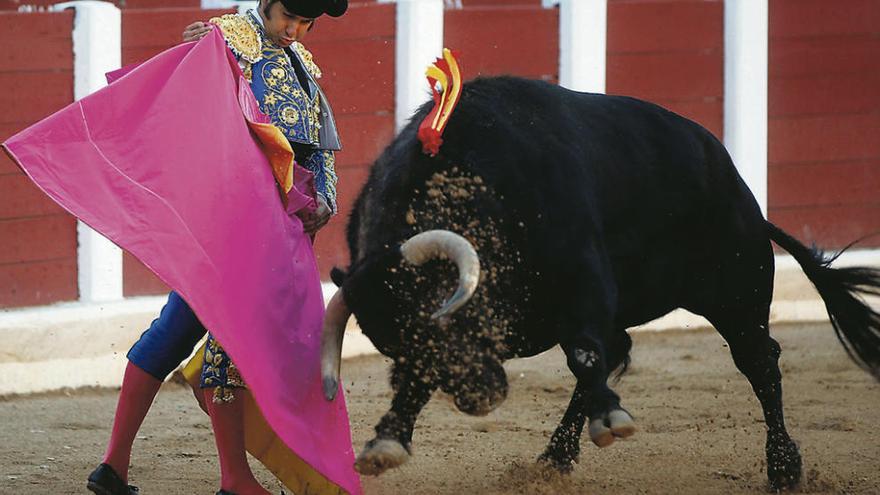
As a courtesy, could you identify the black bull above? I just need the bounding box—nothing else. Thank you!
[321,76,880,489]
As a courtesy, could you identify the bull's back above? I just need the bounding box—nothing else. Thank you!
[442,77,749,226]
[441,78,765,327]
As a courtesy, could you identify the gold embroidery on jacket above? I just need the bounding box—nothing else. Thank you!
[259,56,309,138]
[211,14,262,64]
[292,42,322,79]
[203,337,246,404]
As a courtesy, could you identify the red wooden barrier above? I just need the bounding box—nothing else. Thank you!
[768,0,880,248]
[0,0,57,10]
[459,0,542,5]
[309,2,396,277]
[607,0,723,139]
[1,0,199,10]
[0,11,76,308]
[122,7,233,66]
[445,4,559,82]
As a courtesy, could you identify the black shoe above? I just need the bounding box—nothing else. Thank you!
[86,463,139,495]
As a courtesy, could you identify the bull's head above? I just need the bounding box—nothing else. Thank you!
[321,230,506,415]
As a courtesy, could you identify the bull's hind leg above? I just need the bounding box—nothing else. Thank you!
[688,198,803,488]
[703,306,802,490]
[538,335,634,471]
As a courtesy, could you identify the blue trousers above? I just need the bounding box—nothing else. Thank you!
[127,291,207,380]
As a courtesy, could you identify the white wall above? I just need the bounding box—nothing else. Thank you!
[724,0,769,217]
[53,1,124,302]
[382,0,445,131]
[556,0,607,93]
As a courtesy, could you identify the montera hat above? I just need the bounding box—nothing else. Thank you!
[280,0,348,18]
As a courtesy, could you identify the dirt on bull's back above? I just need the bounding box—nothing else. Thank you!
[1,322,878,494]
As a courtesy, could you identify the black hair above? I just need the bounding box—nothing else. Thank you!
[262,0,276,19]
[262,0,318,29]
[261,0,346,19]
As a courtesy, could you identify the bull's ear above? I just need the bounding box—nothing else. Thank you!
[330,267,348,287]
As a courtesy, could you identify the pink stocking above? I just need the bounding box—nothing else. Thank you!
[102,362,162,481]
[205,388,269,495]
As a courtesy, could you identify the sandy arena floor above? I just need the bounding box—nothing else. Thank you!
[0,322,877,494]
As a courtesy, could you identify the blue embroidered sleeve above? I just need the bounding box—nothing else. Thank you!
[302,150,338,214]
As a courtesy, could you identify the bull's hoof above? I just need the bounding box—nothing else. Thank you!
[767,438,802,490]
[354,439,410,476]
[536,451,577,474]
[588,408,636,448]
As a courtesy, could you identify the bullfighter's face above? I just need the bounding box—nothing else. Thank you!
[260,0,315,47]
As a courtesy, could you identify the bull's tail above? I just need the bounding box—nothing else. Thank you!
[768,222,880,380]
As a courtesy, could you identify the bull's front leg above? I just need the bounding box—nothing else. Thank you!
[538,382,589,471]
[355,362,436,476]
[539,334,635,472]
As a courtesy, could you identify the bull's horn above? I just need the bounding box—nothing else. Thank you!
[400,230,481,319]
[320,289,351,401]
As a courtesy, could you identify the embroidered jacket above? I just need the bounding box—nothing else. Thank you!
[210,11,340,212]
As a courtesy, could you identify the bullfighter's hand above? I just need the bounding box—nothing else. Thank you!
[301,196,332,235]
[182,21,213,42]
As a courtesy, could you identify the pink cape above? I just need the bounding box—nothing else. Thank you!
[3,30,361,495]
